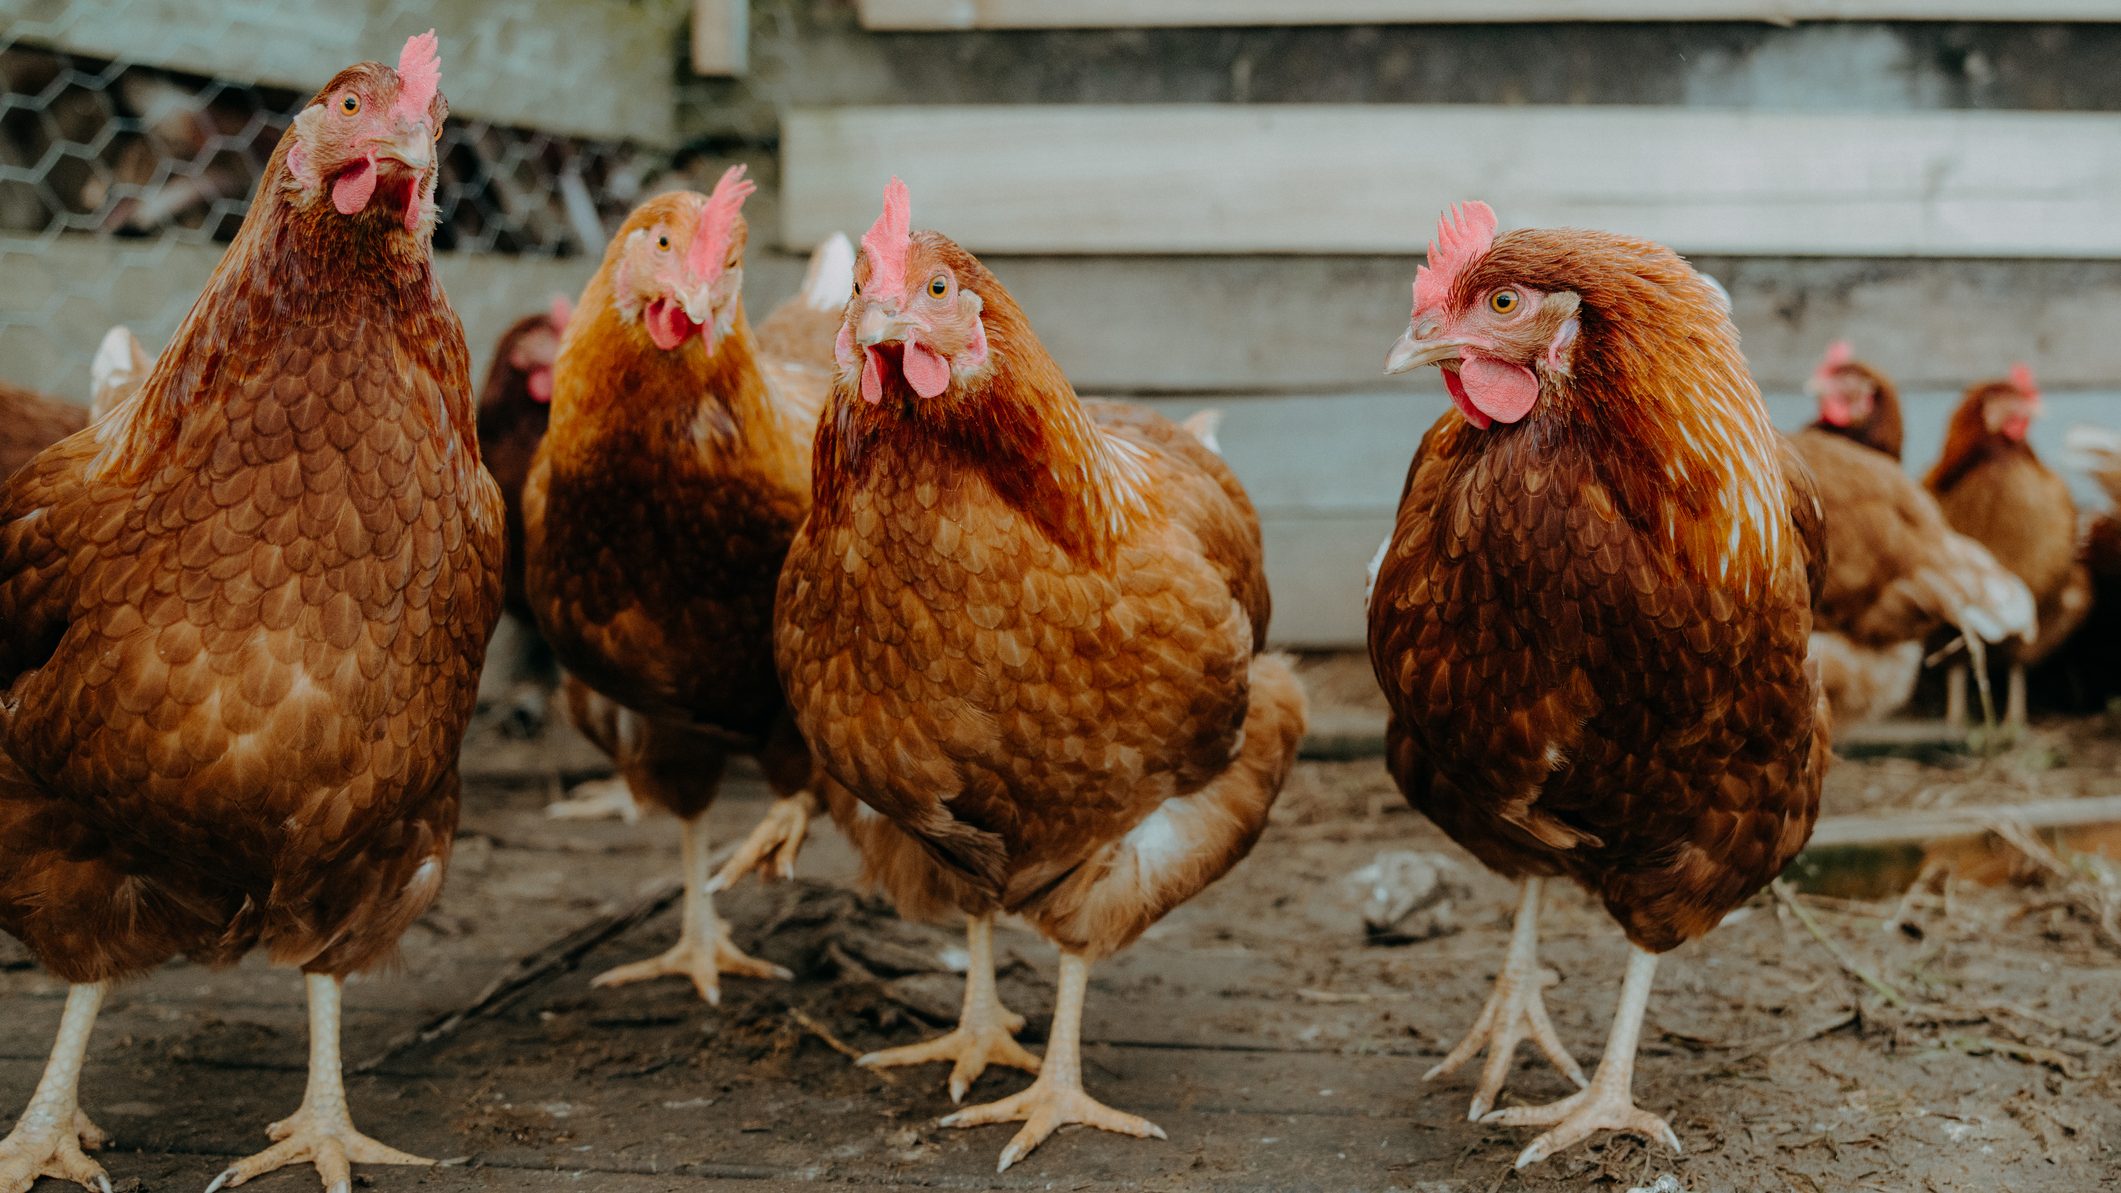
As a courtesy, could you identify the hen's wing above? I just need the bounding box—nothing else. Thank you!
[1792,429,2034,648]
[1087,399,1270,647]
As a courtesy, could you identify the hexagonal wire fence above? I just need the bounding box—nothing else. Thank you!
[0,4,663,398]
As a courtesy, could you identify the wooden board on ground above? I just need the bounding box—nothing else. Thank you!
[0,0,683,143]
[783,105,2121,258]
[857,0,2121,28]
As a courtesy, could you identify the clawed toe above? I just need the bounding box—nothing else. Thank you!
[941,1079,1165,1173]
[1483,1085,1681,1168]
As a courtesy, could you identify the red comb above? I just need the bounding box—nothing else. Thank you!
[1814,339,1853,383]
[549,293,574,332]
[862,177,912,302]
[1413,201,1497,314]
[392,30,440,122]
[687,165,756,283]
[2009,361,2040,402]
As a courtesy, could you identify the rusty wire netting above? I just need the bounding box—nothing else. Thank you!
[0,10,665,398]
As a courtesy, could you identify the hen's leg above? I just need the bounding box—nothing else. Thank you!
[0,983,111,1193]
[858,915,1042,1102]
[206,975,429,1193]
[591,813,790,1003]
[1944,663,1970,732]
[1424,878,1586,1118]
[942,951,1163,1173]
[2005,661,2028,732]
[544,776,641,824]
[1482,945,1681,1168]
[708,791,816,892]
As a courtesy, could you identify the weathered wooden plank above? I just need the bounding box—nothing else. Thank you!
[0,0,682,144]
[859,0,2121,28]
[1136,389,2121,647]
[784,105,2121,258]
[691,0,749,76]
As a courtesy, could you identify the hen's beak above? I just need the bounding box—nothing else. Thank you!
[375,121,434,173]
[1385,326,1463,376]
[678,284,717,325]
[856,304,911,348]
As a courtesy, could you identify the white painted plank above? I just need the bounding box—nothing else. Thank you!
[0,0,681,144]
[1133,388,2121,646]
[691,0,749,76]
[858,0,2121,27]
[783,105,2121,258]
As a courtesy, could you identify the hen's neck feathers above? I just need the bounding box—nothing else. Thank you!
[814,295,1147,561]
[1462,233,1793,597]
[1926,386,2039,495]
[97,143,462,479]
[548,288,801,481]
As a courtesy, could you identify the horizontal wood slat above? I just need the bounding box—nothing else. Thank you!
[784,104,2121,258]
[857,0,2121,29]
[0,0,681,144]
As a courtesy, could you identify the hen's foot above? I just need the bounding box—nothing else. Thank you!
[0,1116,112,1193]
[1482,1080,1680,1168]
[544,777,640,824]
[1426,879,1585,1118]
[859,1012,1042,1103]
[940,1073,1164,1174]
[708,795,814,892]
[204,1112,430,1193]
[591,934,790,1004]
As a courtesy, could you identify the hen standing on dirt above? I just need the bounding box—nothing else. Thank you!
[0,33,502,1193]
[776,179,1306,1172]
[1369,202,1829,1167]
[523,169,851,1002]
[1924,365,2091,730]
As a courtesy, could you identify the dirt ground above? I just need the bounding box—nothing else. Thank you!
[4,657,2119,1193]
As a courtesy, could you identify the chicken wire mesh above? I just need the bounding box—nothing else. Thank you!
[0,3,668,398]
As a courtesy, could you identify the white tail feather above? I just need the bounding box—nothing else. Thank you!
[89,324,151,421]
[1180,408,1224,455]
[801,232,855,312]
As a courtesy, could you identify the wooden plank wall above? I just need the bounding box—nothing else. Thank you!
[782,105,2121,258]
[0,0,684,143]
[857,1,2121,28]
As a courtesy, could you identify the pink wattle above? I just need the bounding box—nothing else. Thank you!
[861,347,884,405]
[333,157,377,215]
[1441,370,1492,430]
[527,367,553,403]
[1455,355,1540,426]
[643,299,698,352]
[901,340,951,398]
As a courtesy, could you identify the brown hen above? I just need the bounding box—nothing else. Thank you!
[1925,366,2091,729]
[775,179,1305,1172]
[1371,203,1828,1167]
[522,169,852,1002]
[0,33,501,1193]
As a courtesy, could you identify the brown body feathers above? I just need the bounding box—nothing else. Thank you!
[0,63,502,984]
[1369,229,1827,953]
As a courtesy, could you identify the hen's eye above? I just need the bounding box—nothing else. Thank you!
[340,94,360,115]
[1489,289,1520,315]
[928,276,948,298]
[656,235,670,250]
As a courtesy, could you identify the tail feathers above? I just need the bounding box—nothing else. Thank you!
[754,233,856,370]
[88,325,151,421]
[800,232,856,311]
[1180,409,1224,455]
[1933,532,2038,644]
